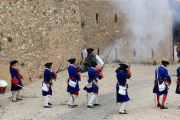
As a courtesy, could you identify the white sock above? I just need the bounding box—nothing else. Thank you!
[72,95,77,105]
[68,94,74,105]
[119,103,122,112]
[68,95,72,105]
[44,95,51,106]
[94,96,99,104]
[88,94,97,106]
[17,91,21,98]
[121,102,126,113]
[12,91,14,99]
[13,91,18,101]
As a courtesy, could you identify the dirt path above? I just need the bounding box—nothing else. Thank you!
[0,62,180,120]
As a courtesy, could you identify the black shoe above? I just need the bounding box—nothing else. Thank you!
[48,103,52,105]
[71,105,76,108]
[17,98,23,100]
[119,111,127,114]
[93,104,101,106]
[87,105,94,108]
[44,106,51,108]
[12,100,18,102]
[68,104,78,107]
[157,104,161,108]
[160,105,168,109]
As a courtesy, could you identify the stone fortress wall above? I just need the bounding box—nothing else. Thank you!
[0,0,173,91]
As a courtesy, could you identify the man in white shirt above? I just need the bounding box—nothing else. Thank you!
[80,42,104,73]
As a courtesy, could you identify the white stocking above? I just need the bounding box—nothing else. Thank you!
[88,94,97,106]
[121,102,126,113]
[44,95,51,106]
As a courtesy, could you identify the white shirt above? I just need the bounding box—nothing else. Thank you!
[82,48,104,66]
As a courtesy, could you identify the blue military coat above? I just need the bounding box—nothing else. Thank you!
[153,66,171,96]
[10,67,23,91]
[83,67,102,93]
[116,70,131,102]
[42,68,55,96]
[176,66,180,94]
[67,64,80,93]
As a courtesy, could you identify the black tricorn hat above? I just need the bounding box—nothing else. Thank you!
[161,61,169,66]
[10,60,18,66]
[87,48,94,54]
[119,64,129,69]
[68,58,76,64]
[91,61,97,67]
[44,62,53,68]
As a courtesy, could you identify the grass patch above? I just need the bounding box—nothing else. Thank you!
[152,60,157,66]
[112,59,123,64]
[140,61,157,66]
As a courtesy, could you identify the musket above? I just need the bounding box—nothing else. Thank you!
[18,84,37,96]
[101,47,112,71]
[77,45,84,81]
[56,61,64,73]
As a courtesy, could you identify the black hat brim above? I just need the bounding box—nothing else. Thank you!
[10,60,18,66]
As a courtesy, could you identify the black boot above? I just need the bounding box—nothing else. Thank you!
[87,105,94,108]
[157,104,161,108]
[160,105,168,109]
[44,106,51,108]
[48,103,52,105]
[119,111,127,114]
[93,104,101,106]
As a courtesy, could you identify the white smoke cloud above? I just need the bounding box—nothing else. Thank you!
[108,0,172,61]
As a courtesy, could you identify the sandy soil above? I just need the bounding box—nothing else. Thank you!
[0,55,180,120]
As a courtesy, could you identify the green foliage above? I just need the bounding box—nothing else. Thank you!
[152,60,157,66]
[112,59,123,64]
[7,37,13,42]
[73,9,76,13]
[140,61,157,66]
[54,9,57,13]
[39,75,43,79]
[81,21,85,29]
[21,62,25,67]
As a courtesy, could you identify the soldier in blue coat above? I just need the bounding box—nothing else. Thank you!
[10,60,24,102]
[116,64,131,114]
[42,62,57,108]
[67,58,81,108]
[175,65,180,108]
[83,61,103,108]
[153,61,171,109]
